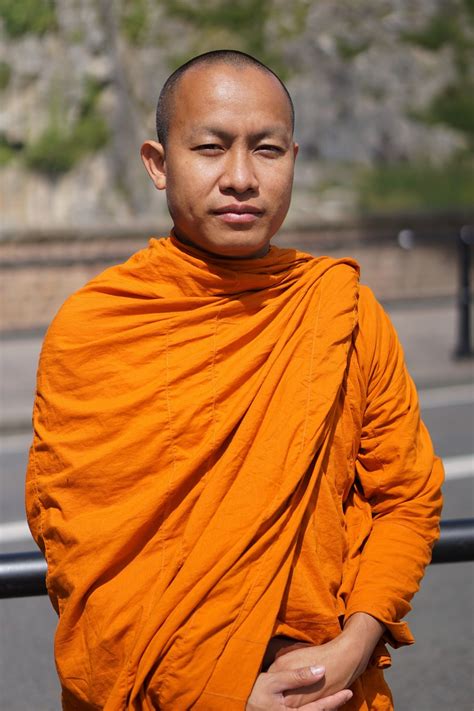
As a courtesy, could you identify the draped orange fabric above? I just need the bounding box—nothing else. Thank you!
[26,235,443,710]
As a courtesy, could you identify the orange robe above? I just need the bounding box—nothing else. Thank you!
[26,235,443,710]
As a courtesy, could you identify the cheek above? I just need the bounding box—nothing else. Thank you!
[167,161,214,201]
[165,170,194,210]
[267,174,294,208]
[262,162,294,193]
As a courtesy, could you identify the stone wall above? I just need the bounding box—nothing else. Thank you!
[2,214,472,332]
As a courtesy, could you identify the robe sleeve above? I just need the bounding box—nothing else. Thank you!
[344,286,444,647]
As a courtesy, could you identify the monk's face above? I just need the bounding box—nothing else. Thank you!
[142,63,298,258]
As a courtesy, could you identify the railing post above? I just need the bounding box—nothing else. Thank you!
[454,226,473,358]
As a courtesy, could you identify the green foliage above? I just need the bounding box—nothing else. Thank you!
[357,161,474,213]
[423,83,474,142]
[121,0,148,44]
[403,3,474,147]
[163,0,271,37]
[163,0,270,64]
[24,79,109,177]
[0,0,56,37]
[0,143,14,165]
[74,111,109,152]
[161,0,308,79]
[68,28,85,44]
[336,37,371,61]
[402,12,462,51]
[464,0,474,18]
[0,60,11,89]
[0,133,21,165]
[24,125,77,174]
[78,77,105,119]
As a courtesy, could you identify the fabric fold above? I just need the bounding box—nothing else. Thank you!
[26,236,442,710]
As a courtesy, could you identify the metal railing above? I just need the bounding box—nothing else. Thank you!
[0,518,473,599]
[454,227,473,358]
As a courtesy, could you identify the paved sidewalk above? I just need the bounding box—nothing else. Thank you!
[0,298,472,434]
[387,298,473,389]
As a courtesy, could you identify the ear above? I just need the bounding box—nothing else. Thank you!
[293,142,299,160]
[141,140,167,190]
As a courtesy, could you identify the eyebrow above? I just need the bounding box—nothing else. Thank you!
[189,125,290,142]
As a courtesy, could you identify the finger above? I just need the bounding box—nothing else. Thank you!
[269,665,325,693]
[299,689,353,710]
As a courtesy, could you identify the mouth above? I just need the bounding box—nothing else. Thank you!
[213,204,263,225]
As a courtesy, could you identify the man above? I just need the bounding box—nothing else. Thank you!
[26,50,443,710]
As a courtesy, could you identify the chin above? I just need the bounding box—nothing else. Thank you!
[174,224,273,259]
[209,237,270,259]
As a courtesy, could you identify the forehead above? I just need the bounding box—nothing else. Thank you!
[168,63,293,138]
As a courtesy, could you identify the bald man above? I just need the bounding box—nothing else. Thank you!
[26,50,443,711]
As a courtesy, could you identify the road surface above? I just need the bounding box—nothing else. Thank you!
[0,334,472,709]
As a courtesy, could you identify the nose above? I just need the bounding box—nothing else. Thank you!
[219,147,258,195]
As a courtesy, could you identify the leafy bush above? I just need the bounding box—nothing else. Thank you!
[0,60,11,89]
[0,0,56,37]
[161,0,308,79]
[423,83,474,144]
[121,0,148,45]
[24,79,109,177]
[23,126,77,175]
[0,133,20,165]
[357,161,474,213]
[336,37,371,61]
[403,1,474,146]
[402,13,462,51]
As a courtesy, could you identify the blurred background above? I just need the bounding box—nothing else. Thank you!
[0,1,473,709]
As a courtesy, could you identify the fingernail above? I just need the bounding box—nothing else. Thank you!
[310,665,325,675]
[344,690,353,699]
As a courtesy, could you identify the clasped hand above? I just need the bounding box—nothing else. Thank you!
[246,613,384,710]
[246,663,353,711]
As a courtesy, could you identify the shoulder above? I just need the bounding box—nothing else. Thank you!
[354,285,407,393]
[37,244,163,394]
[44,243,159,349]
[356,285,397,347]
[357,284,387,327]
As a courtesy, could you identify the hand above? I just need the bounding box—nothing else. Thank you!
[267,613,384,708]
[246,665,353,710]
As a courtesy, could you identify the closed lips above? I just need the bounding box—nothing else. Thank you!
[213,204,262,215]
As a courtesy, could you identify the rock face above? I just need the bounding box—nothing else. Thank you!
[0,0,471,229]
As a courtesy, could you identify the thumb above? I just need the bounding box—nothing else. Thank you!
[269,665,325,693]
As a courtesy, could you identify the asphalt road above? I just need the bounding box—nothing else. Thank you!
[0,388,473,710]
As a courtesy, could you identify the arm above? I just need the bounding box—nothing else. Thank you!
[267,287,443,703]
[344,287,444,646]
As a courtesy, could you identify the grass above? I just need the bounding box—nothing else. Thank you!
[356,160,474,213]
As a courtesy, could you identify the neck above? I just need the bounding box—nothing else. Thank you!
[172,230,271,260]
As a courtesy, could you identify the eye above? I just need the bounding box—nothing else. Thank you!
[193,144,224,155]
[256,144,284,157]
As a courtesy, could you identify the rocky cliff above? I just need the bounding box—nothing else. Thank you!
[0,0,472,230]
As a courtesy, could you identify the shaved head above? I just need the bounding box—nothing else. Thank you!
[156,49,295,147]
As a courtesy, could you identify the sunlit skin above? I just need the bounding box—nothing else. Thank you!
[141,63,298,258]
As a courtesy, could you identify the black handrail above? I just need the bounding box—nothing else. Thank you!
[0,550,47,598]
[1,518,473,599]
[430,517,474,564]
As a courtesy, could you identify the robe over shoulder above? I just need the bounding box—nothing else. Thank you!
[26,235,443,710]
